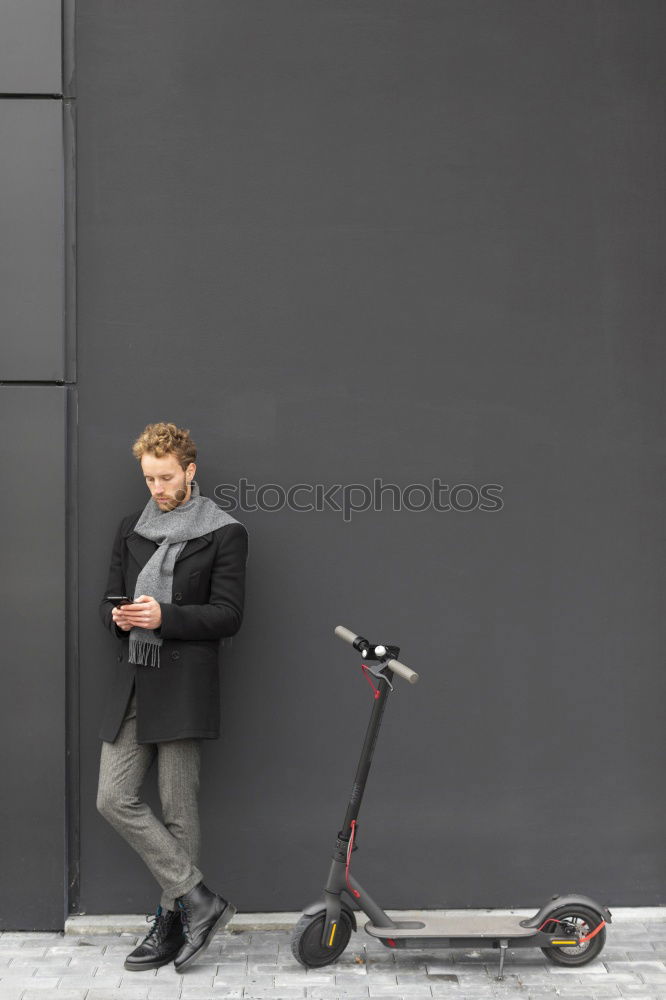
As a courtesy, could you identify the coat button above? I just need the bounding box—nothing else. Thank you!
[117,653,123,662]
[171,650,180,660]
[175,592,182,601]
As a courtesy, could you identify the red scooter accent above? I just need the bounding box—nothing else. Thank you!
[579,920,607,943]
[361,664,381,699]
[537,916,607,944]
[345,820,361,899]
[538,918,567,931]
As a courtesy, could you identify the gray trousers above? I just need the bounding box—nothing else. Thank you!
[96,682,204,911]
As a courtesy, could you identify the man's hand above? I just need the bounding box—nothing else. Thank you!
[112,595,162,631]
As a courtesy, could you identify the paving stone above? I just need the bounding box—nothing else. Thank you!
[92,936,143,947]
[398,972,442,984]
[151,966,186,980]
[59,973,123,987]
[389,996,433,1000]
[237,990,306,998]
[546,986,595,995]
[616,993,661,999]
[86,991,152,1000]
[0,970,41,984]
[7,955,68,967]
[50,944,108,957]
[547,962,608,975]
[15,977,63,989]
[600,972,649,985]
[617,991,662,1000]
[337,958,370,969]
[368,987,430,997]
[615,984,660,995]
[100,964,154,978]
[218,975,270,991]
[1,934,61,942]
[531,996,594,1000]
[209,962,246,973]
[306,990,369,999]
[7,946,50,957]
[425,963,466,975]
[201,991,243,999]
[59,962,103,974]
[24,993,89,1000]
[32,964,74,976]
[177,988,230,998]
[430,986,493,997]
[606,962,666,975]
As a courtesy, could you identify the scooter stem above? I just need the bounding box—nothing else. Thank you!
[339,661,394,838]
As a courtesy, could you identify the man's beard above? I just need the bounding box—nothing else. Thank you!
[156,479,188,510]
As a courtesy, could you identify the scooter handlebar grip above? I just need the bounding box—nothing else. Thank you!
[334,625,359,645]
[386,657,420,684]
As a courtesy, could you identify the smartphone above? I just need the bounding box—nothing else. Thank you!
[108,595,131,607]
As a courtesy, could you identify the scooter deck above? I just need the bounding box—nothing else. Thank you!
[365,914,535,939]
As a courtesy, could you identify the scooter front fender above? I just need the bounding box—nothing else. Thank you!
[303,898,358,932]
[520,894,612,929]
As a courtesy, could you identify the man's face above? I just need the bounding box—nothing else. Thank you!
[140,453,196,511]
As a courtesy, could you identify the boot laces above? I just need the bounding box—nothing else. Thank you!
[143,908,171,945]
[177,898,193,934]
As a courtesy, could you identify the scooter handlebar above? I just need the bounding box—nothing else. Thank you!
[386,657,420,685]
[334,625,420,684]
[334,625,358,645]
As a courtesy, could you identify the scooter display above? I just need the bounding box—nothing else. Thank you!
[292,626,611,980]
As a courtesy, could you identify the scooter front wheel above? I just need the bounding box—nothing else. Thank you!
[291,909,353,968]
[540,904,607,967]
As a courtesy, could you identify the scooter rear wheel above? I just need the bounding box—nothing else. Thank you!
[540,904,607,966]
[291,910,353,968]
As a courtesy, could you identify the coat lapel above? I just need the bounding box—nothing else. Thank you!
[176,533,214,564]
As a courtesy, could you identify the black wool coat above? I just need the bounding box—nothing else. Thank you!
[98,508,248,744]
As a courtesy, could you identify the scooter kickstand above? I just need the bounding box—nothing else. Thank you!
[497,939,508,981]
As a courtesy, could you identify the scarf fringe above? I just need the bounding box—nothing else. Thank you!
[129,636,161,668]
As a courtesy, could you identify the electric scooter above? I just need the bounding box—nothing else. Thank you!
[292,626,611,980]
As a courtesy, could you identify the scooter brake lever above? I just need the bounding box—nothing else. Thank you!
[361,660,394,690]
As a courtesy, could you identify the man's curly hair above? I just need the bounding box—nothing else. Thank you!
[132,422,197,471]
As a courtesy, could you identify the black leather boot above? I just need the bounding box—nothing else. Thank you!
[173,880,236,972]
[124,905,185,971]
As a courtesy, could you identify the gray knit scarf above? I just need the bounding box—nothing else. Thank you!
[129,479,243,668]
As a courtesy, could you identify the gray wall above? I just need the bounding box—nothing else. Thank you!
[76,0,665,915]
[2,0,664,930]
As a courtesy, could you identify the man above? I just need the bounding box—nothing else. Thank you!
[96,422,248,973]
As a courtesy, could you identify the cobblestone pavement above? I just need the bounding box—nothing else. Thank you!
[1,913,665,1000]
